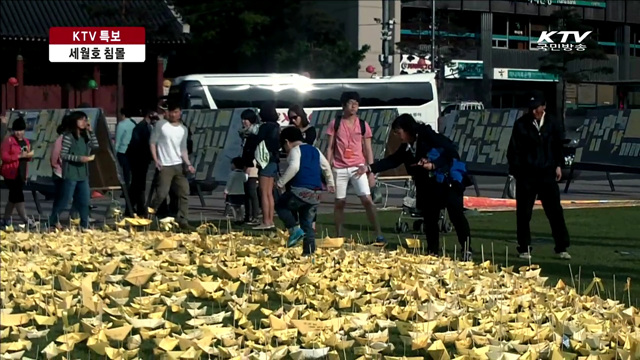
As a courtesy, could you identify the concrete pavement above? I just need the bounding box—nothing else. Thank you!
[1,171,638,225]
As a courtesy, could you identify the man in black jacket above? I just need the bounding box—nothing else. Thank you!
[126,110,158,216]
[366,114,472,259]
[507,96,571,260]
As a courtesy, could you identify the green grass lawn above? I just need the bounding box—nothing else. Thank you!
[303,206,640,302]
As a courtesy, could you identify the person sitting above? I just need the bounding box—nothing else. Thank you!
[365,114,473,260]
[276,127,335,256]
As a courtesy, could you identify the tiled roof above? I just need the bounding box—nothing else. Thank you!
[1,0,189,43]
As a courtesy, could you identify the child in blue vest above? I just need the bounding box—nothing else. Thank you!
[276,127,335,255]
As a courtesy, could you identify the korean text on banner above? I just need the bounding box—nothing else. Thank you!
[48,27,146,63]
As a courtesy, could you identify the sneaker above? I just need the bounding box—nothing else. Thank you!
[558,252,572,260]
[372,235,387,246]
[287,227,305,247]
[253,224,275,230]
[245,218,260,226]
[27,219,38,230]
[519,253,532,260]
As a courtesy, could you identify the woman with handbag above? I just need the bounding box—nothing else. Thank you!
[1,117,36,229]
[49,111,99,230]
[248,103,281,230]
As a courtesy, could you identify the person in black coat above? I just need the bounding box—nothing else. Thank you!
[507,95,571,260]
[126,110,159,216]
[366,114,472,259]
[239,109,261,224]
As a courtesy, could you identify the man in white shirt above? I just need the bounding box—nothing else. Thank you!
[148,103,195,228]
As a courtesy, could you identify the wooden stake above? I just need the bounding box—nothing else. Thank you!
[491,242,495,266]
[481,244,485,263]
[569,264,576,289]
[578,266,582,293]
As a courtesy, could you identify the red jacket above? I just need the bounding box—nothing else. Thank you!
[1,135,30,180]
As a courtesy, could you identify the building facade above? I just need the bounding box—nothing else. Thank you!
[401,0,640,111]
[314,0,403,78]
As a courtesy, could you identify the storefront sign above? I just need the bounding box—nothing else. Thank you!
[399,54,435,74]
[444,60,484,79]
[493,68,558,82]
[523,0,606,8]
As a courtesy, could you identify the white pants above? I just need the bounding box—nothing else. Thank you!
[334,167,371,200]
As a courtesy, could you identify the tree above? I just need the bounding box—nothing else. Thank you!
[395,7,477,91]
[537,9,614,127]
[170,0,369,77]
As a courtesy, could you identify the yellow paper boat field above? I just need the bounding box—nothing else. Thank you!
[0,226,639,360]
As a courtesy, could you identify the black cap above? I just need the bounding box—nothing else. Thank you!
[528,95,546,110]
[12,117,26,131]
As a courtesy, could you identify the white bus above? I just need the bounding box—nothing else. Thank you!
[168,73,440,129]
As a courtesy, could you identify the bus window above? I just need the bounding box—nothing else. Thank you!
[182,81,210,109]
[302,84,343,108]
[207,85,252,108]
[387,83,433,106]
[342,83,387,107]
[251,86,303,108]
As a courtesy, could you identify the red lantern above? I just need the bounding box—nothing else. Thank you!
[8,77,18,86]
[366,65,375,74]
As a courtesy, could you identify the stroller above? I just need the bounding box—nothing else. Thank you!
[394,179,453,234]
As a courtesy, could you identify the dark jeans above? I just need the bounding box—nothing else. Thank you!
[129,160,150,216]
[418,182,471,255]
[49,178,90,228]
[276,191,318,255]
[516,177,570,254]
[244,177,260,220]
[117,152,131,186]
[149,164,190,224]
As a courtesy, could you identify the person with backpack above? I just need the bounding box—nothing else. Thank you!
[49,111,100,230]
[326,92,384,243]
[245,102,281,230]
[365,114,473,259]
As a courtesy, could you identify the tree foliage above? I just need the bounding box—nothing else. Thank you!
[537,9,613,124]
[538,10,613,82]
[170,0,369,77]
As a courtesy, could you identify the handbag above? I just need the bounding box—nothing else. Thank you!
[255,140,270,169]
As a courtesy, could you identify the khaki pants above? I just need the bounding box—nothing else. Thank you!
[150,164,189,224]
